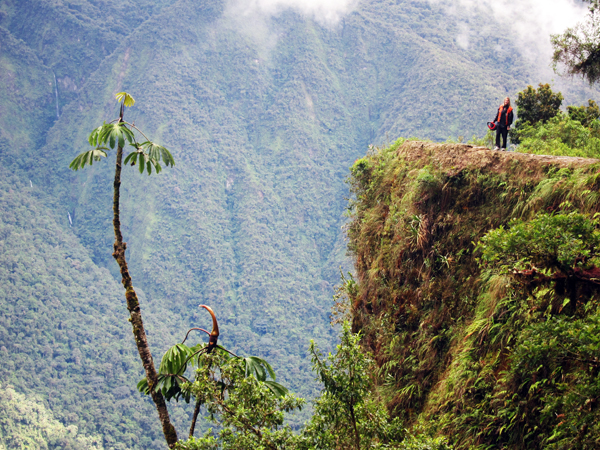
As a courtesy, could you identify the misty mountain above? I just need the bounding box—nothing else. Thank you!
[0,0,598,448]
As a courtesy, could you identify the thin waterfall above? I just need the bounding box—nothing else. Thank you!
[53,72,60,118]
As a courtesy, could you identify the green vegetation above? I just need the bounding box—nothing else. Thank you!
[552,0,600,84]
[173,349,303,450]
[506,84,600,157]
[0,384,103,449]
[516,83,564,126]
[0,168,167,449]
[515,112,600,158]
[478,212,600,274]
[2,0,600,448]
[171,322,449,450]
[346,140,600,449]
[510,83,564,144]
[69,92,178,447]
[567,99,600,126]
[301,323,408,450]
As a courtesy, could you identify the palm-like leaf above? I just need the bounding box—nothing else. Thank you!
[69,123,135,171]
[238,356,288,397]
[70,100,175,175]
[140,141,175,167]
[115,92,135,107]
[122,149,138,166]
[69,149,108,170]
[242,356,277,381]
[137,344,194,403]
[122,141,174,175]
[264,380,289,398]
[137,377,150,395]
[137,374,192,403]
[88,125,104,147]
[98,123,134,149]
[159,344,192,375]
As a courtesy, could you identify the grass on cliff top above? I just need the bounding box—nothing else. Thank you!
[345,138,600,449]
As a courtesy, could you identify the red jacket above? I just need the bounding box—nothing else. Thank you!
[496,105,514,127]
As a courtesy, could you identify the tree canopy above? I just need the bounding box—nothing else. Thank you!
[510,83,563,144]
[552,1,600,84]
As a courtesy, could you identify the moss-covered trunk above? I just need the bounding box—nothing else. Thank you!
[112,134,178,447]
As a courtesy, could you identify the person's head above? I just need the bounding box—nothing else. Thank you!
[503,97,511,107]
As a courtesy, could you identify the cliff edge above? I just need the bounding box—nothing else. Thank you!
[347,140,600,449]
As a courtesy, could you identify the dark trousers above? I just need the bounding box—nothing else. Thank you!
[495,127,508,148]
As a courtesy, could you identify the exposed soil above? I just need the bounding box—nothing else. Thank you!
[397,141,599,176]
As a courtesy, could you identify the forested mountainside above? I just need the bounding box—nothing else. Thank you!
[1,0,600,448]
[348,140,600,449]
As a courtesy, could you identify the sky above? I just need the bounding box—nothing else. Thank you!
[432,0,588,61]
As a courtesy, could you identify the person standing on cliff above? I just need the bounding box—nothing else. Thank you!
[494,97,513,150]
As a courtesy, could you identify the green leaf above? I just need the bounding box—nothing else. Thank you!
[140,141,175,167]
[252,356,276,380]
[69,149,108,170]
[137,377,150,395]
[243,356,277,382]
[264,381,288,398]
[262,359,277,381]
[124,142,174,176]
[109,130,116,149]
[159,344,192,375]
[164,376,172,392]
[116,92,135,107]
[139,153,145,174]
[88,125,103,147]
[123,151,136,166]
[161,147,175,167]
[96,123,135,149]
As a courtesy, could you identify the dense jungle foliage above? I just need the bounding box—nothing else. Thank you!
[2,0,600,448]
[347,139,600,449]
[511,83,600,158]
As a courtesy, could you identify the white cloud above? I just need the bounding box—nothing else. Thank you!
[226,0,358,26]
[431,0,588,61]
[456,23,470,50]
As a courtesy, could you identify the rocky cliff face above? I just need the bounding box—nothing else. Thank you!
[347,141,600,449]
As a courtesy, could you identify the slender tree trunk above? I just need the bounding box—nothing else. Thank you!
[112,139,178,448]
[189,397,202,439]
[349,403,361,450]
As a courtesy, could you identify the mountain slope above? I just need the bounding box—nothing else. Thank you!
[2,0,600,448]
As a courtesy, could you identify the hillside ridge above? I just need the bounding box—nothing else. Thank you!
[348,139,600,449]
[397,141,599,173]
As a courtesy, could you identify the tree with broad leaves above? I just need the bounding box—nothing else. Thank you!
[136,304,297,448]
[70,92,179,447]
[168,347,304,450]
[567,99,600,127]
[552,1,600,84]
[70,99,294,448]
[510,84,563,144]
